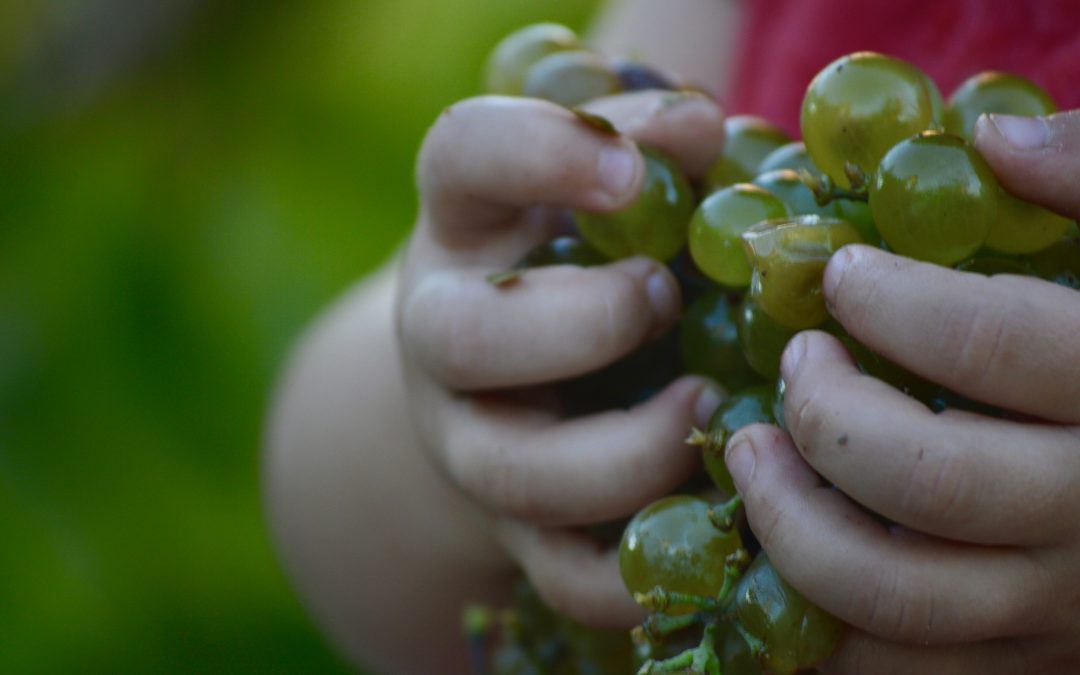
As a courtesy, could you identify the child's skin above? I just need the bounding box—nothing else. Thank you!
[264,2,1080,672]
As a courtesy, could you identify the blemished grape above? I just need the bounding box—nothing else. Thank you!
[680,289,762,392]
[575,146,694,262]
[731,553,844,675]
[619,495,743,615]
[705,116,792,192]
[743,216,863,329]
[802,52,942,188]
[484,23,580,95]
[521,50,621,107]
[689,184,789,287]
[870,131,999,265]
[945,71,1057,140]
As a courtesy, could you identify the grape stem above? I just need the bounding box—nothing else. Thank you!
[797,168,869,205]
[708,495,743,532]
[636,621,722,675]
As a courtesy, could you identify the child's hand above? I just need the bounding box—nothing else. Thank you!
[397,90,726,627]
[731,111,1080,672]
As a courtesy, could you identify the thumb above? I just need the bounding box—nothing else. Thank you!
[973,110,1080,219]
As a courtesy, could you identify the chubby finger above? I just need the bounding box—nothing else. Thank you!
[973,110,1080,218]
[496,520,643,629]
[582,90,726,178]
[439,375,719,525]
[824,244,1080,423]
[726,425,1056,644]
[417,96,644,239]
[400,256,679,390]
[779,330,1080,545]
[823,629,1032,675]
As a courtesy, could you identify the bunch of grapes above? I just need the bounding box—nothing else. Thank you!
[466,24,1078,675]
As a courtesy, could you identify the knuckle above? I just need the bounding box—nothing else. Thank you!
[855,566,931,643]
[416,97,486,192]
[402,276,486,388]
[786,385,833,457]
[590,270,647,355]
[901,446,972,528]
[941,292,1014,388]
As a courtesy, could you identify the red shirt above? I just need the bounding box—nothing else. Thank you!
[728,0,1080,136]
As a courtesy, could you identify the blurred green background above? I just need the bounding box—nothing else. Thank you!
[0,1,597,672]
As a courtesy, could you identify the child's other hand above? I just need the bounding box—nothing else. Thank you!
[398,90,725,627]
[731,111,1080,672]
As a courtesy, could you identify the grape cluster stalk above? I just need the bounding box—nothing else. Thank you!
[465,25,1077,675]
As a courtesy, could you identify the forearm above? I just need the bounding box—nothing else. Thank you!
[263,261,513,674]
[588,0,742,97]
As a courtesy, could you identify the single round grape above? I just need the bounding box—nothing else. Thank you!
[1025,237,1080,289]
[612,59,678,91]
[619,495,743,614]
[944,71,1057,140]
[802,52,941,188]
[518,235,608,268]
[870,131,998,265]
[680,289,762,392]
[484,23,580,95]
[701,385,776,495]
[737,294,797,380]
[521,50,621,107]
[757,141,820,176]
[732,553,844,675]
[954,252,1032,277]
[704,116,792,192]
[576,146,694,262]
[689,184,790,287]
[984,187,1070,254]
[743,216,863,330]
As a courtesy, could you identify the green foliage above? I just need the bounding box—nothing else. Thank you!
[0,0,596,672]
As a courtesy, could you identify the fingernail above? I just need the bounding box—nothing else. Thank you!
[645,269,679,327]
[780,333,806,382]
[597,145,640,199]
[725,433,756,491]
[693,381,724,428]
[989,114,1048,150]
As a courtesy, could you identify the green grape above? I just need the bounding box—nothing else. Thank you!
[772,376,786,431]
[743,216,863,330]
[705,115,792,192]
[484,23,580,95]
[718,622,765,674]
[752,170,880,246]
[802,52,942,188]
[737,294,797,380]
[689,184,790,287]
[619,495,743,614]
[700,385,776,495]
[870,131,998,265]
[985,188,1071,255]
[756,141,820,176]
[680,289,762,392]
[732,553,844,675]
[954,252,1032,277]
[518,235,609,268]
[612,58,678,92]
[576,146,694,262]
[521,50,621,107]
[944,71,1057,140]
[752,170,832,218]
[1025,237,1080,289]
